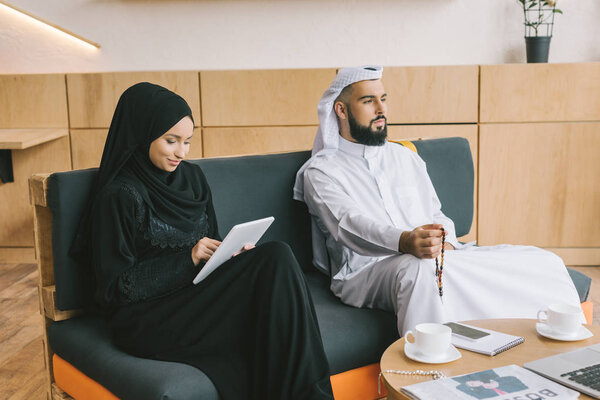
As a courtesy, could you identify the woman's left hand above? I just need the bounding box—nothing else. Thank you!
[232,243,255,257]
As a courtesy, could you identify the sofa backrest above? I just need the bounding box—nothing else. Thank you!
[47,137,473,311]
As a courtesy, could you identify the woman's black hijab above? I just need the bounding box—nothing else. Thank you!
[71,82,207,260]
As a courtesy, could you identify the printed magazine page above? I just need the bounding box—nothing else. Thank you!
[401,364,579,400]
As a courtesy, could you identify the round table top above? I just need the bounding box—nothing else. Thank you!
[380,319,600,400]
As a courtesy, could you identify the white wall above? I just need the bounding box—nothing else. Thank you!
[1,0,599,74]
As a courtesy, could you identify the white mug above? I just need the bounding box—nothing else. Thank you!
[537,303,582,336]
[405,323,452,357]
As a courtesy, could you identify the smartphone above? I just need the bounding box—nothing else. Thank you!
[444,322,491,341]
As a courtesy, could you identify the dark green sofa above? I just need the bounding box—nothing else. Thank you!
[43,137,591,399]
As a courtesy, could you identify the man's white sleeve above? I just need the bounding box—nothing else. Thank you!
[303,168,402,257]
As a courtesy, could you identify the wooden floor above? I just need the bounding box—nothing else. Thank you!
[1,263,599,400]
[0,263,46,400]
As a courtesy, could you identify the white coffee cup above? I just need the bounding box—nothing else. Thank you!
[537,303,582,336]
[405,323,452,357]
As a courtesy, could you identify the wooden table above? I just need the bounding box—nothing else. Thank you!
[380,319,600,399]
[0,128,68,184]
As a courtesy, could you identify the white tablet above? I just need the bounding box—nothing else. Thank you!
[192,216,275,284]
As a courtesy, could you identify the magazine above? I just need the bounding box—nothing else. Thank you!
[401,364,579,400]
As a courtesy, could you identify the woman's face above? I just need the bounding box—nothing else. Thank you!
[149,116,193,172]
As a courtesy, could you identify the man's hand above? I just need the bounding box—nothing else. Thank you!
[191,237,222,266]
[399,224,445,259]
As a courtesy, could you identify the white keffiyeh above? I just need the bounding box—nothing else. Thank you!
[293,65,383,201]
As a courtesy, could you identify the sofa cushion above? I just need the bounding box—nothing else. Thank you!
[48,272,398,399]
[304,271,398,374]
[413,137,474,238]
[48,316,220,400]
[47,169,97,311]
[566,267,591,302]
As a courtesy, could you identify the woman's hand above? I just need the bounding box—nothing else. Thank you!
[191,237,221,266]
[232,243,255,257]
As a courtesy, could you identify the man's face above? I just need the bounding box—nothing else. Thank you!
[346,79,388,146]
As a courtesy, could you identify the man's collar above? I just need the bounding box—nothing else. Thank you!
[338,135,384,159]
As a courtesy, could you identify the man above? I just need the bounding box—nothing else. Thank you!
[293,66,582,335]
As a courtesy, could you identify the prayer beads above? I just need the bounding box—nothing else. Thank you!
[435,227,445,299]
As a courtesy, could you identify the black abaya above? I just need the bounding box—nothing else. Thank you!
[111,242,332,400]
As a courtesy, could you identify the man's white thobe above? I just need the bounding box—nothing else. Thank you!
[302,136,582,335]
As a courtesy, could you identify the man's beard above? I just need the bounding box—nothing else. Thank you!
[347,108,387,146]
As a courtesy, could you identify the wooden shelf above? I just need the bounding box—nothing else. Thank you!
[0,129,68,150]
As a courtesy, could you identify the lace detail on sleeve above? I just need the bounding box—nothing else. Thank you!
[143,212,208,249]
[119,182,146,226]
[118,250,196,304]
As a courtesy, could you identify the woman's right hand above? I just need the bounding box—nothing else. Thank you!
[191,237,221,266]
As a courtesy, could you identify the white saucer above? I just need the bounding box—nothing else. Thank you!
[536,322,594,341]
[404,342,462,364]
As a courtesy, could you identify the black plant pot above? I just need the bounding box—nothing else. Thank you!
[525,36,552,63]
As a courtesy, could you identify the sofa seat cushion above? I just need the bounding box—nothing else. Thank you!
[48,316,220,400]
[48,272,398,399]
[304,271,398,374]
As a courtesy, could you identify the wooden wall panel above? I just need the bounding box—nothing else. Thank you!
[0,74,68,128]
[203,126,315,158]
[200,69,336,127]
[388,124,478,242]
[545,248,600,266]
[66,72,201,128]
[187,128,204,160]
[479,122,600,247]
[0,137,71,246]
[71,128,203,170]
[70,129,107,170]
[480,63,600,123]
[383,66,479,124]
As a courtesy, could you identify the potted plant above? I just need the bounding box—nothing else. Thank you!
[517,0,563,63]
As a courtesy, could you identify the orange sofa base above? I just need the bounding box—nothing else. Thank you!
[330,363,386,400]
[53,355,118,399]
[53,355,385,400]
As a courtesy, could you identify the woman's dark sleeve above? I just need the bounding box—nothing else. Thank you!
[118,250,195,304]
[91,186,197,307]
[91,186,138,307]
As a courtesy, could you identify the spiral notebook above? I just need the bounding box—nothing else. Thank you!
[450,324,524,356]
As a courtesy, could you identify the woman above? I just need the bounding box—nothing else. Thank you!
[71,82,334,400]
